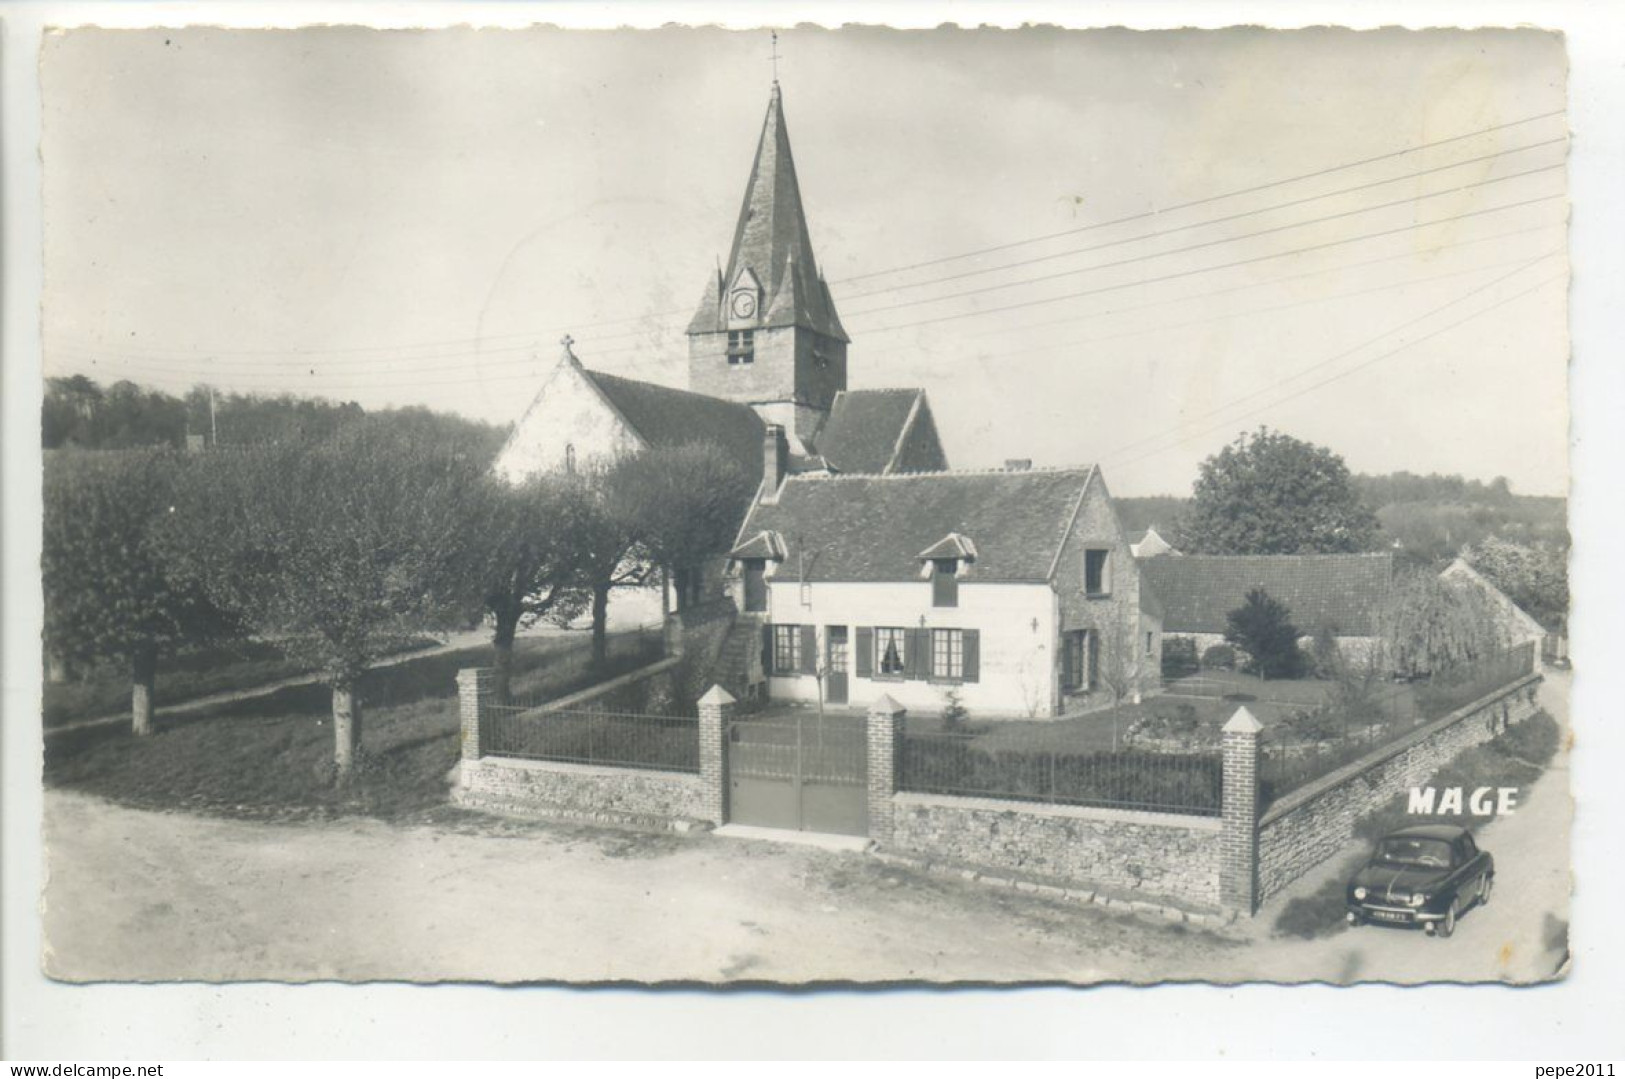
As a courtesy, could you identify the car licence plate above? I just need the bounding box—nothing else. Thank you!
[1370,910,1411,924]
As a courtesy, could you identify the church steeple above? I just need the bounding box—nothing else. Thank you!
[688,84,849,449]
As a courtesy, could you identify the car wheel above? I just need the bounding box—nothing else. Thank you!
[1479,874,1493,907]
[1437,900,1458,939]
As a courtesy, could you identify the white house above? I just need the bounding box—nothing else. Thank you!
[725,451,1161,718]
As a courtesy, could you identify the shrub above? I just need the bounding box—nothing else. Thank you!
[940,687,970,733]
[1224,588,1305,678]
[1161,637,1199,678]
[1201,644,1236,671]
[1308,628,1344,680]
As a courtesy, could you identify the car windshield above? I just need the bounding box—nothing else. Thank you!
[1373,837,1454,869]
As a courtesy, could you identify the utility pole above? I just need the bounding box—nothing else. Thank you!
[209,383,218,448]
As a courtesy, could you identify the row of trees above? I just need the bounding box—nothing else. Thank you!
[43,374,510,459]
[41,428,752,776]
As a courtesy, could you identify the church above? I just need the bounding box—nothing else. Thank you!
[493,83,1160,718]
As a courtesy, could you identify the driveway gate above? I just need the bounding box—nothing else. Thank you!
[727,713,868,836]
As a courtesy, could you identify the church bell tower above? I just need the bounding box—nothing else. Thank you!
[687,83,849,451]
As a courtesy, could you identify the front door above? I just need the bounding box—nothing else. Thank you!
[727,713,868,836]
[825,625,849,705]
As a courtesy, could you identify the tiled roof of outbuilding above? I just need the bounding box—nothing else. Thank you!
[1140,553,1394,636]
[813,389,923,474]
[735,468,1095,582]
[586,369,766,482]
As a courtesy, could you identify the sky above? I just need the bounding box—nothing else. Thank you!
[40,25,1570,495]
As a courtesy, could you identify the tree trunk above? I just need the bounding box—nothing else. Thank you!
[131,642,158,737]
[332,683,363,780]
[590,580,610,666]
[491,607,519,703]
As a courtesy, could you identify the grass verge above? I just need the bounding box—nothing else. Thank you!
[1271,709,1560,939]
[44,629,661,823]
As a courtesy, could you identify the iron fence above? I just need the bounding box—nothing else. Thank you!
[898,727,1222,816]
[485,700,700,773]
[1260,641,1537,807]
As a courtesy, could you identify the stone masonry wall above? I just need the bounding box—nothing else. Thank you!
[670,599,738,703]
[457,757,708,829]
[1255,673,1543,904]
[890,793,1222,909]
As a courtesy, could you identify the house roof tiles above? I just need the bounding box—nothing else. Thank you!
[735,468,1094,582]
[585,369,767,481]
[813,389,923,474]
[1140,553,1394,636]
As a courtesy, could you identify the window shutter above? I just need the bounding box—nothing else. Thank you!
[761,623,774,676]
[800,625,818,675]
[855,627,874,677]
[906,627,928,679]
[963,629,980,684]
[1087,630,1100,690]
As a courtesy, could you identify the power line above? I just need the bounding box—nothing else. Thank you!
[833,108,1566,284]
[960,218,1563,342]
[52,201,1562,383]
[844,162,1565,320]
[859,192,1565,336]
[837,136,1566,302]
[1102,255,1566,472]
[51,109,1567,363]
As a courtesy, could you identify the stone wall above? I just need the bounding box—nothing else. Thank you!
[457,756,708,829]
[1254,673,1543,904]
[669,598,739,703]
[888,793,1222,909]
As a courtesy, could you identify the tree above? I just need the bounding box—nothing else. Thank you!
[160,424,491,777]
[1094,618,1152,749]
[572,441,755,665]
[609,442,754,609]
[42,449,236,735]
[1377,569,1502,679]
[1224,588,1304,679]
[1182,427,1381,554]
[479,475,594,700]
[1462,536,1569,632]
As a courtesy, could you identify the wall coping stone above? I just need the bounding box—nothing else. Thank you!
[466,755,702,784]
[534,656,683,713]
[1259,672,1542,828]
[893,789,1222,832]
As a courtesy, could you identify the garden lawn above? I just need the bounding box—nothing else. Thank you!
[43,635,437,729]
[44,628,662,822]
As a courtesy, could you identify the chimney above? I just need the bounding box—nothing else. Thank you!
[762,424,789,501]
[1004,458,1033,471]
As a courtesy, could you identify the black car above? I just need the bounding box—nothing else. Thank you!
[1345,824,1494,938]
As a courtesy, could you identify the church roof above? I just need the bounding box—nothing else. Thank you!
[585,369,767,482]
[688,85,848,342]
[814,388,932,474]
[734,468,1096,583]
[1140,553,1394,636]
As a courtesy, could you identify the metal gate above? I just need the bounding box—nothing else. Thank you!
[727,713,868,836]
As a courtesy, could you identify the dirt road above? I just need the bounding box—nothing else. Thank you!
[1233,670,1573,983]
[43,792,1247,984]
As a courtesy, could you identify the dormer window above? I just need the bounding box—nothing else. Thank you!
[918,532,977,606]
[931,558,959,608]
[728,330,755,365]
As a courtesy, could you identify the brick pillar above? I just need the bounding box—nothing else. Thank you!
[457,667,493,761]
[1220,705,1263,915]
[866,694,906,845]
[697,684,735,826]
